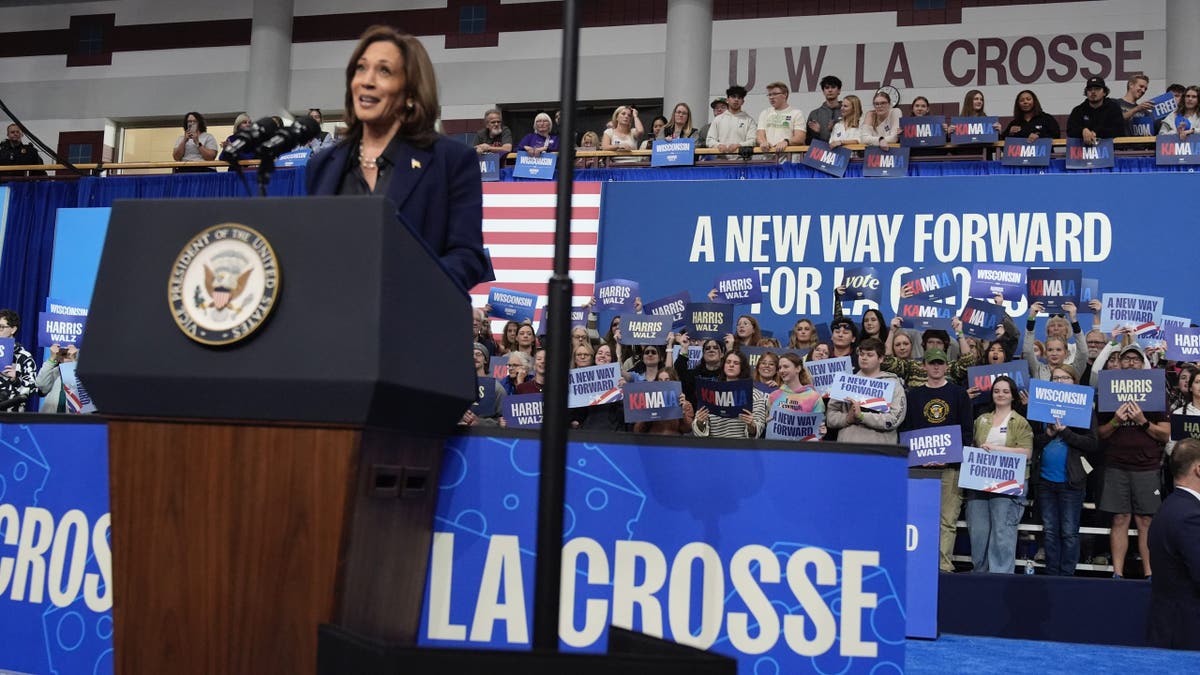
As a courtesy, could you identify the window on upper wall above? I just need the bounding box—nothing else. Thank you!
[66,14,115,67]
[914,0,947,8]
[459,5,487,34]
[67,143,93,165]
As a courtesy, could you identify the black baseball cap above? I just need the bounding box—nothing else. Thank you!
[1085,77,1109,94]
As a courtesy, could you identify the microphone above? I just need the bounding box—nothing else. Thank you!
[224,117,280,159]
[257,117,322,159]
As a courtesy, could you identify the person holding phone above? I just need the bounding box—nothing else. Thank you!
[172,111,218,171]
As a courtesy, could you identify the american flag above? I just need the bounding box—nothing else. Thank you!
[470,182,602,336]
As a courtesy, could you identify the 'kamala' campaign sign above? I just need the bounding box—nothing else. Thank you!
[799,139,851,177]
[1027,379,1094,428]
[0,337,13,369]
[685,302,732,340]
[1155,134,1200,165]
[1097,369,1166,413]
[897,298,955,331]
[959,447,1026,496]
[829,373,896,412]
[1000,138,1052,166]
[644,291,691,331]
[1066,138,1115,169]
[1150,91,1178,119]
[695,379,753,418]
[1172,415,1200,441]
[567,363,622,408]
[471,377,498,417]
[970,263,1026,301]
[595,278,639,312]
[1079,278,1100,313]
[712,268,763,304]
[503,393,544,428]
[488,287,537,323]
[967,361,1028,394]
[38,311,86,347]
[1164,326,1200,361]
[765,409,823,441]
[1099,293,1163,335]
[479,152,500,181]
[862,147,910,177]
[959,298,1005,340]
[619,315,670,345]
[1027,267,1081,311]
[949,116,999,144]
[899,116,946,147]
[901,425,963,466]
[807,356,852,395]
[900,262,958,301]
[1129,114,1155,137]
[489,356,509,380]
[622,381,683,422]
[651,138,695,167]
[513,151,557,180]
[839,266,883,302]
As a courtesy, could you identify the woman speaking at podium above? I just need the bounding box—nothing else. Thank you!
[306,26,491,291]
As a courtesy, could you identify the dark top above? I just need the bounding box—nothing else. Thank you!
[1096,410,1168,471]
[516,133,559,153]
[306,134,493,292]
[1146,489,1200,650]
[1066,98,1125,139]
[1001,112,1061,139]
[0,139,42,166]
[658,125,699,141]
[902,382,975,463]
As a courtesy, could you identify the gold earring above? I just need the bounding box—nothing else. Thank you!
[406,98,415,110]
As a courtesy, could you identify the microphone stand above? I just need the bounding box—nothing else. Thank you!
[255,154,276,197]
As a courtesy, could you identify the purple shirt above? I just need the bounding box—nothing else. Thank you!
[517,133,559,153]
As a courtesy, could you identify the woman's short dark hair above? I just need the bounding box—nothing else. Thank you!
[721,349,751,380]
[182,112,207,132]
[1011,89,1044,119]
[343,26,440,147]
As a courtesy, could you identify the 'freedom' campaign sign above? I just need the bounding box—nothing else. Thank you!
[959,447,1026,496]
[1027,379,1094,428]
[901,425,963,466]
[1097,369,1166,413]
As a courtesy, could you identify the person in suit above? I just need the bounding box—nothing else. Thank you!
[305,25,492,292]
[1147,437,1200,650]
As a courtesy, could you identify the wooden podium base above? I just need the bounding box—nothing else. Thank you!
[108,419,445,675]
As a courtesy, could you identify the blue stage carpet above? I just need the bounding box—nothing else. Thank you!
[906,634,1200,673]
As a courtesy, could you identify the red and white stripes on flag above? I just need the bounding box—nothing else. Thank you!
[470,182,602,335]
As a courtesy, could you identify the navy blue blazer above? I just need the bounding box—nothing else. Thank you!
[1147,488,1200,650]
[305,135,492,292]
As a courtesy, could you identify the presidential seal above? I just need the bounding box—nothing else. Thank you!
[168,223,280,345]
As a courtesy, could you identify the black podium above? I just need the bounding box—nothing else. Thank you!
[80,196,475,674]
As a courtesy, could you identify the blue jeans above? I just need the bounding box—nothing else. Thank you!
[1038,479,1084,576]
[965,493,1024,573]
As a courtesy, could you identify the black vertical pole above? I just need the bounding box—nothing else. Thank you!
[532,0,580,652]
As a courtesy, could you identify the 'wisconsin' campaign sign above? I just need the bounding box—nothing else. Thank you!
[1027,379,1094,428]
[685,302,732,340]
[949,116,999,144]
[595,278,639,312]
[1027,267,1081,311]
[513,151,557,180]
[900,262,958,301]
[695,379,753,418]
[650,138,695,167]
[862,146,910,177]
[1066,138,1115,169]
[620,315,670,345]
[1099,293,1163,335]
[959,447,1026,496]
[1165,326,1200,361]
[622,381,683,422]
[765,410,823,441]
[897,298,955,331]
[1172,415,1200,441]
[899,116,946,147]
[1097,369,1166,413]
[38,311,86,347]
[829,373,896,412]
[488,287,537,323]
[960,298,1005,340]
[799,139,851,177]
[806,356,852,395]
[901,425,963,466]
[479,152,500,181]
[567,363,622,408]
[967,361,1028,394]
[1000,138,1052,166]
[274,147,311,167]
[1155,134,1200,166]
[840,266,883,302]
[970,263,1026,301]
[712,268,763,304]
[1150,91,1178,119]
[643,291,691,331]
[503,393,543,428]
[0,337,13,369]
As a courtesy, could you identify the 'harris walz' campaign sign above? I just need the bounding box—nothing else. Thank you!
[807,356,852,395]
[1027,267,1081,311]
[899,116,945,147]
[959,298,1005,340]
[1000,138,1052,167]
[901,425,963,466]
[828,373,896,412]
[489,287,537,323]
[862,147,909,177]
[949,117,999,144]
[38,311,86,347]
[502,393,543,428]
[1065,138,1115,170]
[685,302,732,340]
[970,263,1026,301]
[1098,292,1163,335]
[0,337,13,369]
[513,152,557,180]
[1097,369,1166,413]
[966,361,1029,394]
[958,447,1026,496]
[1155,134,1200,165]
[619,315,670,345]
[695,379,753,418]
[622,381,683,422]
[595,278,639,312]
[712,268,763,304]
[1172,415,1200,441]
[897,298,955,331]
[1165,326,1200,361]
[651,138,696,167]
[567,363,622,408]
[1027,379,1094,428]
[839,266,883,302]
[643,291,690,331]
[899,262,958,301]
[799,139,851,177]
